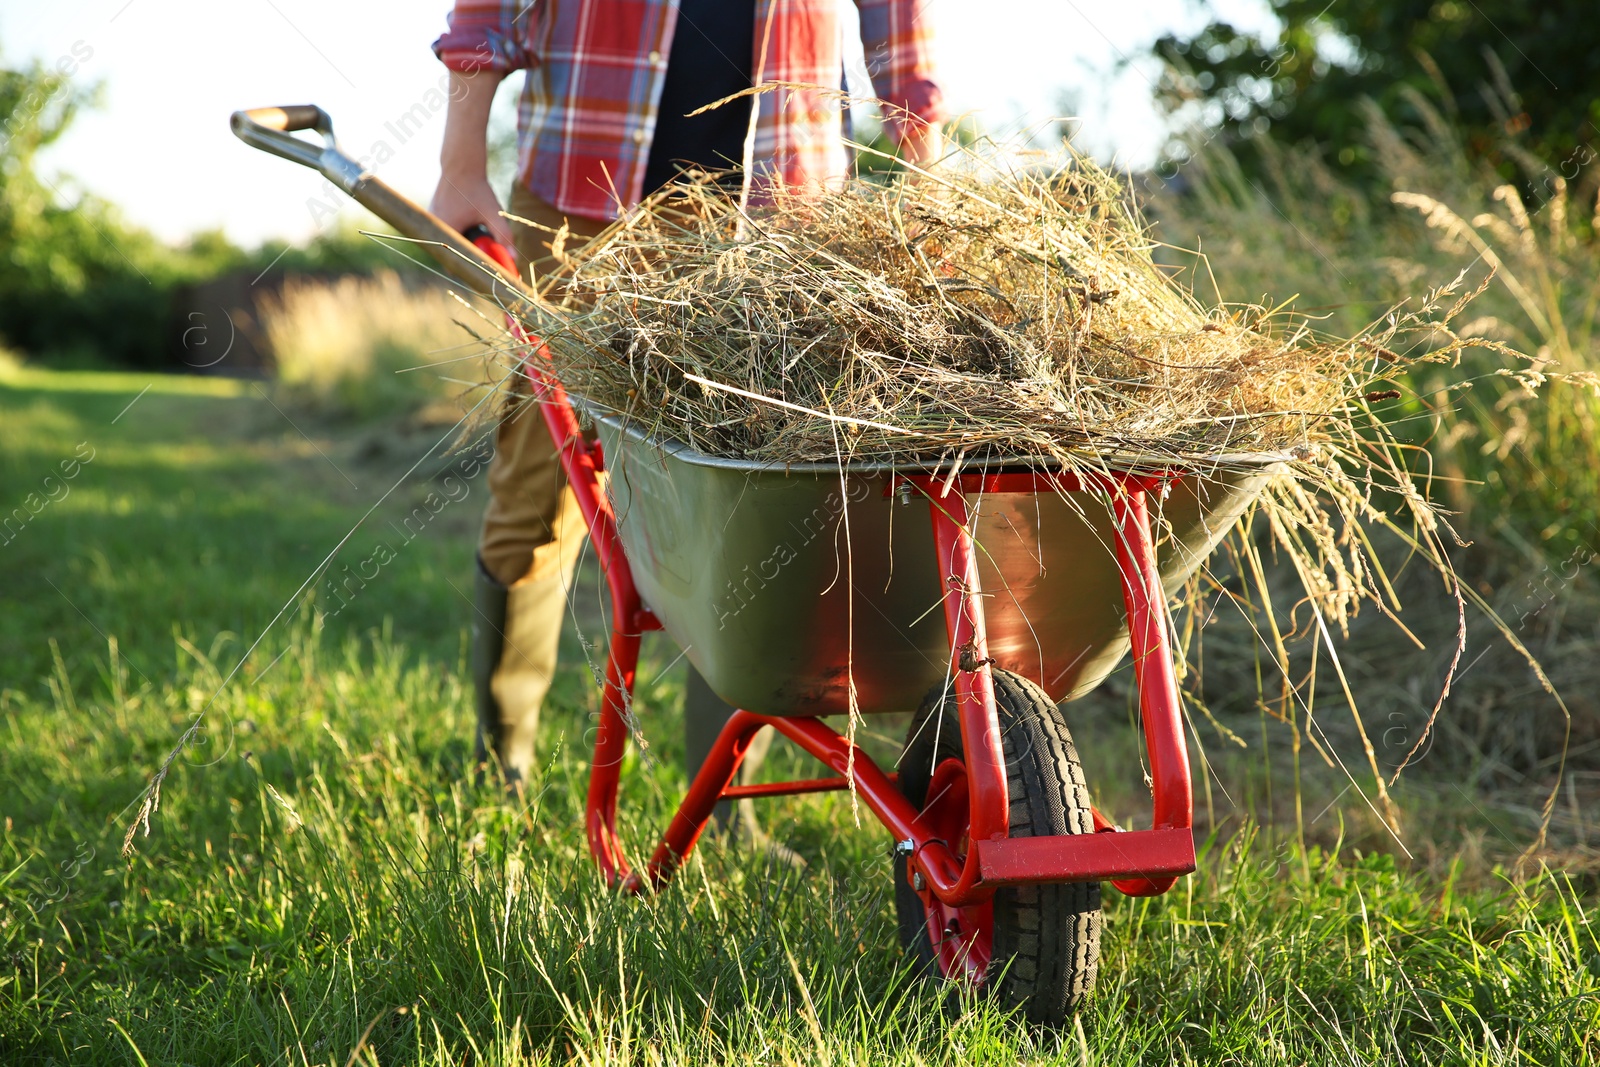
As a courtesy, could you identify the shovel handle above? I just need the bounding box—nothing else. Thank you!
[229,105,532,305]
[245,105,329,133]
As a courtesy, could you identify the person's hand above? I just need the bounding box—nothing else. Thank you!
[433,70,514,248]
[430,171,515,250]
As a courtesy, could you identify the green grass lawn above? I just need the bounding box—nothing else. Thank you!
[2,366,1596,1065]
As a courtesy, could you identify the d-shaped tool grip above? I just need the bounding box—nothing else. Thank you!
[229,104,533,304]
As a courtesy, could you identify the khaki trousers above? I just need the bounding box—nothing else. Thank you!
[477,185,613,590]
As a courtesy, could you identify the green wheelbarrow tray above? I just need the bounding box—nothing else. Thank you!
[591,410,1283,717]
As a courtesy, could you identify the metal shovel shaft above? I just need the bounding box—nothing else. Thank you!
[229,105,536,309]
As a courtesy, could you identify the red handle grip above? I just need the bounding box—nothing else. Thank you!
[461,223,517,274]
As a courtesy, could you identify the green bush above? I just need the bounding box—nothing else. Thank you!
[1150,1,1600,190]
[0,50,420,368]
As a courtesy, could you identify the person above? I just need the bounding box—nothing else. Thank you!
[428,0,946,810]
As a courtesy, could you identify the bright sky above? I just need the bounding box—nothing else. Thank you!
[4,0,1274,247]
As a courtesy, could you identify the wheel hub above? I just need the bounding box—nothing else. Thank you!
[913,756,994,984]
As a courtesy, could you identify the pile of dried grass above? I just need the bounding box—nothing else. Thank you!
[483,147,1540,835]
[519,153,1456,471]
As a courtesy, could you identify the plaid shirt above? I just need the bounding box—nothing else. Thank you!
[434,0,945,220]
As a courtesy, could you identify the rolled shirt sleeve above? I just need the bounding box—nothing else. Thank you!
[856,0,947,143]
[433,0,533,74]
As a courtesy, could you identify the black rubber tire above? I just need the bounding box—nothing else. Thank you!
[894,669,1102,1024]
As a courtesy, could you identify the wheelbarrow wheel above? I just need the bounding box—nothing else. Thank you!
[894,669,1102,1023]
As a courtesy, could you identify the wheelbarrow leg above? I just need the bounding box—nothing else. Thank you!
[926,489,1011,869]
[584,624,641,886]
[628,709,772,891]
[900,471,1195,900]
[1108,487,1193,897]
[685,668,775,832]
[526,358,665,890]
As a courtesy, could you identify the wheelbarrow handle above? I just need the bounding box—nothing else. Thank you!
[229,104,534,306]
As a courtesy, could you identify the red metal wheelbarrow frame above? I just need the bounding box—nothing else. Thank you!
[224,101,1195,909]
[519,353,1195,906]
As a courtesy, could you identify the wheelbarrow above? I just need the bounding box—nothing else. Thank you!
[232,104,1284,1024]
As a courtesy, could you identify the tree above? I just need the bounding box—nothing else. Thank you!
[1152,1,1600,184]
[0,50,193,365]
[1,47,415,367]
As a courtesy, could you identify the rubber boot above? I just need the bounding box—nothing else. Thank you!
[472,557,566,786]
[471,558,509,782]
